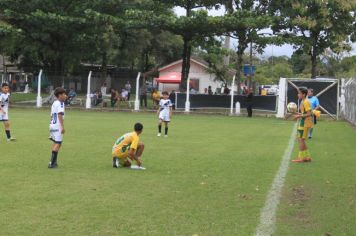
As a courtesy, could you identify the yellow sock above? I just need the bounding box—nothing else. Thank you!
[298,151,303,159]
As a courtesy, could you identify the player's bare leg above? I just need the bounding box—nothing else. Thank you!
[136,142,145,158]
[4,121,15,141]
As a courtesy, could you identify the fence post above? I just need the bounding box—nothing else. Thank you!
[36,69,43,108]
[276,77,286,118]
[185,77,190,113]
[134,72,141,111]
[85,71,92,109]
[230,75,236,115]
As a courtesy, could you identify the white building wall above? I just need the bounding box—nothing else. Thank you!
[158,61,223,94]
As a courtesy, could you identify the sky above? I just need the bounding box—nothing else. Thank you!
[174,6,356,58]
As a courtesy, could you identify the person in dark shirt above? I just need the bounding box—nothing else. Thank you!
[139,84,148,108]
[169,90,176,110]
[223,85,230,95]
[246,88,253,117]
[208,86,213,95]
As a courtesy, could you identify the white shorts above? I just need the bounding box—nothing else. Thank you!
[159,111,170,122]
[0,109,9,121]
[49,125,63,144]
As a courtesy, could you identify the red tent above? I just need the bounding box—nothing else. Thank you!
[156,72,181,84]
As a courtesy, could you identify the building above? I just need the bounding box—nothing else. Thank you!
[155,58,234,94]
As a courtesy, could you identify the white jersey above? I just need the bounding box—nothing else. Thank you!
[0,92,10,120]
[50,100,65,130]
[159,98,172,121]
[0,92,10,111]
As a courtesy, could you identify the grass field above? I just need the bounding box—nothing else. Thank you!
[0,109,355,235]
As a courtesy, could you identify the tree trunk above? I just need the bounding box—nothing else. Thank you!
[101,51,107,81]
[311,50,317,79]
[180,4,193,92]
[236,51,244,95]
[180,37,191,91]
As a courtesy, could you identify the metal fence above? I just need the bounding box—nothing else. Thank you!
[342,79,356,125]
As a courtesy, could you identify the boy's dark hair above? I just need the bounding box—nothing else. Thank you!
[162,91,169,95]
[2,83,9,88]
[134,123,143,132]
[54,87,66,98]
[299,87,308,95]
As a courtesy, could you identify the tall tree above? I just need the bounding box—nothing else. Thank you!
[0,0,94,84]
[161,1,224,90]
[223,1,273,93]
[270,0,356,78]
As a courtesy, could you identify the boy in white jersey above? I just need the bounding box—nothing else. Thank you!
[0,83,16,141]
[48,87,67,168]
[157,91,172,137]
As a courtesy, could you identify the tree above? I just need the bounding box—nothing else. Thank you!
[0,0,94,85]
[161,0,224,90]
[195,38,235,85]
[223,1,274,93]
[270,0,356,78]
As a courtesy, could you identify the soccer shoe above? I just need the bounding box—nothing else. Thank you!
[7,137,16,142]
[48,162,58,168]
[112,158,119,168]
[157,133,161,137]
[292,159,304,163]
[164,135,168,138]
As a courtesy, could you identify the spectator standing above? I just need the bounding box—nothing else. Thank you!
[152,89,161,109]
[223,85,230,95]
[169,90,176,110]
[307,88,320,139]
[208,86,213,95]
[125,81,132,101]
[139,84,147,108]
[246,88,253,117]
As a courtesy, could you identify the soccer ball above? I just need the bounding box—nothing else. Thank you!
[287,102,298,113]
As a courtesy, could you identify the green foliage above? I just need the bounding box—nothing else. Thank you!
[270,0,356,78]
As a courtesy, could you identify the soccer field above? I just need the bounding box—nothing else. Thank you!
[0,109,355,235]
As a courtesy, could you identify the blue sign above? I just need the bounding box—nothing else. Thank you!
[243,64,256,76]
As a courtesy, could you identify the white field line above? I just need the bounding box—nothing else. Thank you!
[255,123,297,236]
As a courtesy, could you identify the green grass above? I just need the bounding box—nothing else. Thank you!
[0,109,355,235]
[275,121,356,236]
[10,93,40,102]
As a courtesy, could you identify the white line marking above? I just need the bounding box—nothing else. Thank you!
[255,123,297,236]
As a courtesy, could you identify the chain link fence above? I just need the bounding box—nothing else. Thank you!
[341,78,356,125]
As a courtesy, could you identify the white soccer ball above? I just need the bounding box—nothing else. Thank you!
[287,102,297,113]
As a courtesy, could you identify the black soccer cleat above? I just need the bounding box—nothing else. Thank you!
[48,162,58,169]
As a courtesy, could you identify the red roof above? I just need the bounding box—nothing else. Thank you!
[156,72,181,84]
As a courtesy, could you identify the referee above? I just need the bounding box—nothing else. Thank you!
[307,88,320,139]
